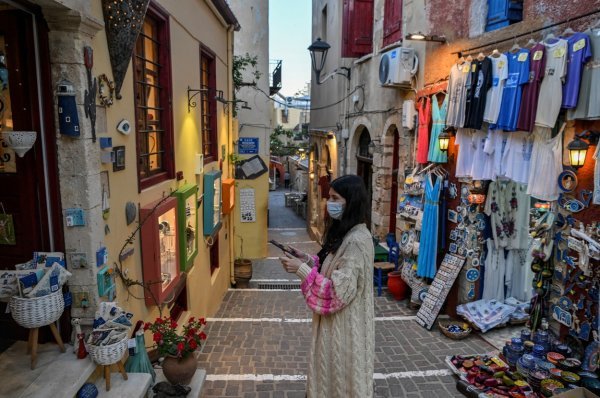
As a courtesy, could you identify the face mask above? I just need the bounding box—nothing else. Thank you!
[326,201,345,220]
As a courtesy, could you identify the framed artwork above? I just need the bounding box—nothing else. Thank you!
[173,184,199,271]
[203,170,222,236]
[113,146,125,171]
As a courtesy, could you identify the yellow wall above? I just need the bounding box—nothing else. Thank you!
[233,172,269,259]
[88,0,234,324]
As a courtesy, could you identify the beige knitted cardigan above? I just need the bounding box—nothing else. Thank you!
[296,223,375,398]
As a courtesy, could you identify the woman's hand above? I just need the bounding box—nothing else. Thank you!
[279,252,305,274]
[288,245,309,262]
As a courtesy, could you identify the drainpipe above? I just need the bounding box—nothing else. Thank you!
[226,24,236,286]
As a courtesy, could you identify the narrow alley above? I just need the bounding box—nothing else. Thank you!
[199,190,495,398]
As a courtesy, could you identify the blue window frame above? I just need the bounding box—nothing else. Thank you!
[486,0,523,32]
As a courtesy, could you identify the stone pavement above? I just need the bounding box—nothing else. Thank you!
[199,191,496,397]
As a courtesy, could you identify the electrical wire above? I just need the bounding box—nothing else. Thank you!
[251,85,363,112]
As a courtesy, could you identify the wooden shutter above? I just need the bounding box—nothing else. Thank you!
[383,0,402,47]
[342,0,374,58]
[486,0,509,31]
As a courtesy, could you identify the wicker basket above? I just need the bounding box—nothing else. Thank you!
[9,289,64,329]
[87,333,129,366]
[438,319,472,340]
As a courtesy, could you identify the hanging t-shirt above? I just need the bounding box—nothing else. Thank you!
[471,130,492,180]
[517,43,546,132]
[535,39,568,128]
[570,28,600,120]
[455,128,475,178]
[484,130,509,180]
[502,131,534,185]
[465,58,493,129]
[526,126,563,201]
[484,54,509,124]
[496,49,530,131]
[562,32,592,109]
[446,61,471,128]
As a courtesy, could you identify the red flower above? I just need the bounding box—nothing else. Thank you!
[189,339,198,350]
[144,322,151,331]
[170,320,178,329]
[200,318,206,325]
[199,331,207,340]
[187,328,196,336]
[188,317,195,323]
[155,317,162,324]
[153,332,162,343]
[177,342,184,353]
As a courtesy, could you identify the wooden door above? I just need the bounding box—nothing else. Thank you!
[0,8,65,342]
[389,128,400,233]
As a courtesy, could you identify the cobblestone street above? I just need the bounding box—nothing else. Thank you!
[198,191,496,398]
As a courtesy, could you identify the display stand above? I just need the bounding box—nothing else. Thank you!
[27,322,66,369]
[100,359,128,391]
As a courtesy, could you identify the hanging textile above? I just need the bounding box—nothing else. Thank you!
[570,28,600,120]
[427,94,448,163]
[417,174,441,279]
[517,43,546,132]
[416,97,431,164]
[562,32,592,109]
[483,53,509,124]
[526,126,563,201]
[446,61,471,128]
[535,39,568,128]
[465,57,493,130]
[482,240,507,301]
[496,48,530,131]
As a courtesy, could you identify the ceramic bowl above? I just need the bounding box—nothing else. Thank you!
[558,358,581,372]
[547,352,565,364]
[561,371,581,385]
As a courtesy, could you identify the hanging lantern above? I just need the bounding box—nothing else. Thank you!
[567,136,589,170]
[438,131,451,152]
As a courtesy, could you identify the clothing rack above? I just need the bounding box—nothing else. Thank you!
[452,9,600,56]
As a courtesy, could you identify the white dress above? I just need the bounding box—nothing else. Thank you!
[484,130,509,180]
[526,127,563,201]
[503,131,534,184]
[455,128,475,178]
[471,130,492,180]
[482,239,506,301]
[506,248,533,302]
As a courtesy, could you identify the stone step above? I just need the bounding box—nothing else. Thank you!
[148,369,206,398]
[96,372,152,398]
[0,341,95,398]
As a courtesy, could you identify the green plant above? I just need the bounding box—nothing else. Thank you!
[232,53,261,117]
[144,316,207,358]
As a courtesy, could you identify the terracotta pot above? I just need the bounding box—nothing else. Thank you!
[162,354,197,385]
[234,258,252,288]
[387,271,408,300]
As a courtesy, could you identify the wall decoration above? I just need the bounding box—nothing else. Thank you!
[125,201,137,225]
[235,155,268,179]
[65,208,86,227]
[116,119,131,135]
[97,265,116,300]
[173,184,199,271]
[203,171,222,235]
[97,74,115,107]
[0,202,15,245]
[113,146,125,171]
[101,0,150,99]
[83,47,97,142]
[239,188,256,223]
[57,80,81,137]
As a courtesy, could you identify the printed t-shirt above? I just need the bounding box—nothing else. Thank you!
[562,32,592,109]
[570,29,600,120]
[535,39,568,128]
[446,62,471,128]
[465,57,493,130]
[496,49,530,131]
[484,54,509,124]
[517,43,546,132]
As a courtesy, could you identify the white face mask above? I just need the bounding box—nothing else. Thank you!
[326,201,345,220]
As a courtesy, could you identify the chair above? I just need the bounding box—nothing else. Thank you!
[373,242,400,297]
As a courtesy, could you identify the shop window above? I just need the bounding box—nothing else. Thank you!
[383,0,402,47]
[342,0,374,58]
[133,4,174,190]
[201,46,218,164]
[486,0,523,32]
[210,237,219,274]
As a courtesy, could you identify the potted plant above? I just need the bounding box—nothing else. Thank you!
[144,316,207,385]
[233,235,252,288]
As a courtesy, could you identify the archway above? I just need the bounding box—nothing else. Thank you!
[355,128,373,224]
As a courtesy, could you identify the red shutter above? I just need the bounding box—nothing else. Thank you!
[342,0,374,58]
[383,0,402,47]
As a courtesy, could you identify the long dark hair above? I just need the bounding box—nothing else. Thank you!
[317,175,369,265]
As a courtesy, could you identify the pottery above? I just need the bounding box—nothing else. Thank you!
[387,271,408,300]
[233,258,253,288]
[1,131,37,157]
[162,354,197,385]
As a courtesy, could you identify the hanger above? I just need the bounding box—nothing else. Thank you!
[591,18,600,29]
[417,162,436,175]
[457,53,466,65]
[544,30,556,43]
[490,48,502,58]
[466,54,473,62]
[562,26,576,37]
[510,38,521,53]
[477,52,486,61]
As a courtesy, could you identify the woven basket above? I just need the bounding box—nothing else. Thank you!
[438,319,472,340]
[87,333,129,366]
[9,289,64,329]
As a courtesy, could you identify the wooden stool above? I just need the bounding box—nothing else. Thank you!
[27,322,66,370]
[101,360,128,391]
[373,262,396,297]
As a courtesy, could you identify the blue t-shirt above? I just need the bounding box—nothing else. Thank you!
[496,49,530,131]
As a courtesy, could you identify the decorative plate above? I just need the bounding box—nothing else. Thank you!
[466,268,480,282]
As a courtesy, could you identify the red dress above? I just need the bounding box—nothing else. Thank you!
[416,97,431,164]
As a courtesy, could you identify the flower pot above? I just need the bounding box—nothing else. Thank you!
[234,258,252,288]
[387,271,408,300]
[162,354,197,385]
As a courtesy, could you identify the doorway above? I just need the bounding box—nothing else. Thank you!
[389,127,400,233]
[0,5,65,342]
[356,129,373,224]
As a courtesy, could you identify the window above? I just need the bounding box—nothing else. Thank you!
[486,0,523,32]
[133,3,174,190]
[342,0,374,58]
[281,109,289,124]
[383,0,402,47]
[200,47,218,163]
[210,237,219,274]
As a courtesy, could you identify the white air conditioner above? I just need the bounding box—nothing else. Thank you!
[379,47,419,87]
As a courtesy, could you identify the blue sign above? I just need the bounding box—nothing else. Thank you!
[238,137,259,154]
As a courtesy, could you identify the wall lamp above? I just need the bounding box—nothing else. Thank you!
[215,90,252,114]
[308,38,351,85]
[438,130,451,152]
[405,32,447,43]
[567,130,599,170]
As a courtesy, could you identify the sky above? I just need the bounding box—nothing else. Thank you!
[269,0,312,98]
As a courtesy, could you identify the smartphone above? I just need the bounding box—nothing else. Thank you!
[269,240,300,257]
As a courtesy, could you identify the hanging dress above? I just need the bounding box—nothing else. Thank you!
[526,127,563,201]
[427,94,449,163]
[416,97,431,164]
[417,174,441,279]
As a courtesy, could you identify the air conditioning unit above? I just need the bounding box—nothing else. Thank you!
[379,47,419,87]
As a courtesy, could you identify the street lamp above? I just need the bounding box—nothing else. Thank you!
[308,38,350,84]
[567,130,599,171]
[367,141,375,156]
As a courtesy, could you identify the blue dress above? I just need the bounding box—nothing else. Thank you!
[428,94,448,163]
[417,175,441,279]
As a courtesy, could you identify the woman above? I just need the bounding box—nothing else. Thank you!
[279,175,375,398]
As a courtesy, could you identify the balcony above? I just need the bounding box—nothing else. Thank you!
[269,60,282,95]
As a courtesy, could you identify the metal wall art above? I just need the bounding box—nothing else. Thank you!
[57,80,81,137]
[97,74,115,107]
[113,146,125,172]
[84,47,97,142]
[101,0,150,99]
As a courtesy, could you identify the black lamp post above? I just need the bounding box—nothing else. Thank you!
[308,38,330,83]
